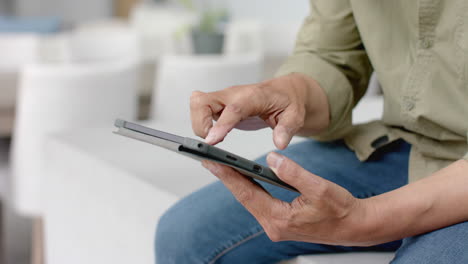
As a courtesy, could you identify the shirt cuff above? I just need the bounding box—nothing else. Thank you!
[275,53,354,140]
[464,133,468,160]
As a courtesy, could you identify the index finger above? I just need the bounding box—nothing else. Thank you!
[205,103,247,145]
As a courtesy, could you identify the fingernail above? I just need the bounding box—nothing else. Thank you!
[267,152,284,170]
[205,130,217,144]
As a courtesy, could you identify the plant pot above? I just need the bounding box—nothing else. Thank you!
[191,30,225,55]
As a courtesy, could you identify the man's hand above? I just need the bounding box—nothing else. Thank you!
[190,73,330,150]
[202,152,369,246]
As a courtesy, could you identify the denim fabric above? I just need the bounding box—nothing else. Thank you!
[155,139,467,263]
[391,221,468,264]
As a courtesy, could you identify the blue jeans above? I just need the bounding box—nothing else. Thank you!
[155,139,468,263]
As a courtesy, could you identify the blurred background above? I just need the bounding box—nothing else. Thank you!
[0,1,383,264]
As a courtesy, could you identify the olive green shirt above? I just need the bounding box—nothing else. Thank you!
[276,0,468,182]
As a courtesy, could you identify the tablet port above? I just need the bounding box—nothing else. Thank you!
[226,155,237,162]
[197,143,203,148]
[253,165,262,173]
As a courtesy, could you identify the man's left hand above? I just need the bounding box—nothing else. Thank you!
[202,152,372,246]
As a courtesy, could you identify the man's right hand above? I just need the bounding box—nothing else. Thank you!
[189,73,330,150]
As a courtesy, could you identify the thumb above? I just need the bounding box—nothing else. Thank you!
[272,109,304,150]
[266,152,323,195]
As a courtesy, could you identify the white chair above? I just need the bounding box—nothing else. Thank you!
[38,33,70,64]
[129,3,196,62]
[11,61,139,216]
[36,21,141,65]
[0,33,40,138]
[263,21,302,57]
[65,23,144,98]
[151,54,263,126]
[260,21,303,78]
[224,19,264,55]
[65,25,140,63]
[0,33,39,111]
[73,19,129,33]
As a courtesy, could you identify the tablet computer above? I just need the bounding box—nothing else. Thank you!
[113,119,297,193]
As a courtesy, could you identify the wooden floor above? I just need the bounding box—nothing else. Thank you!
[32,219,44,264]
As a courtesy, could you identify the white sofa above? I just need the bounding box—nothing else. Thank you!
[11,61,139,216]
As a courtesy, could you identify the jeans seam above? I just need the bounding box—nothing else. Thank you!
[206,228,265,264]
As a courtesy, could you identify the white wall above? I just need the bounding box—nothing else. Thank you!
[227,0,309,23]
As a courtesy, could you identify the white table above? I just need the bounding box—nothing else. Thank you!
[42,97,394,264]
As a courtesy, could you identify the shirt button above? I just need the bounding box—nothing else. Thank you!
[404,101,415,111]
[420,38,433,49]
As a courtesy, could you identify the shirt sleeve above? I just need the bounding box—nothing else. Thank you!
[275,0,373,141]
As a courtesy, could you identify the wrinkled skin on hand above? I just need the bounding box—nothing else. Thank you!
[189,73,329,150]
[202,152,369,246]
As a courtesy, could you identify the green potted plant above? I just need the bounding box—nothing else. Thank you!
[179,0,229,54]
